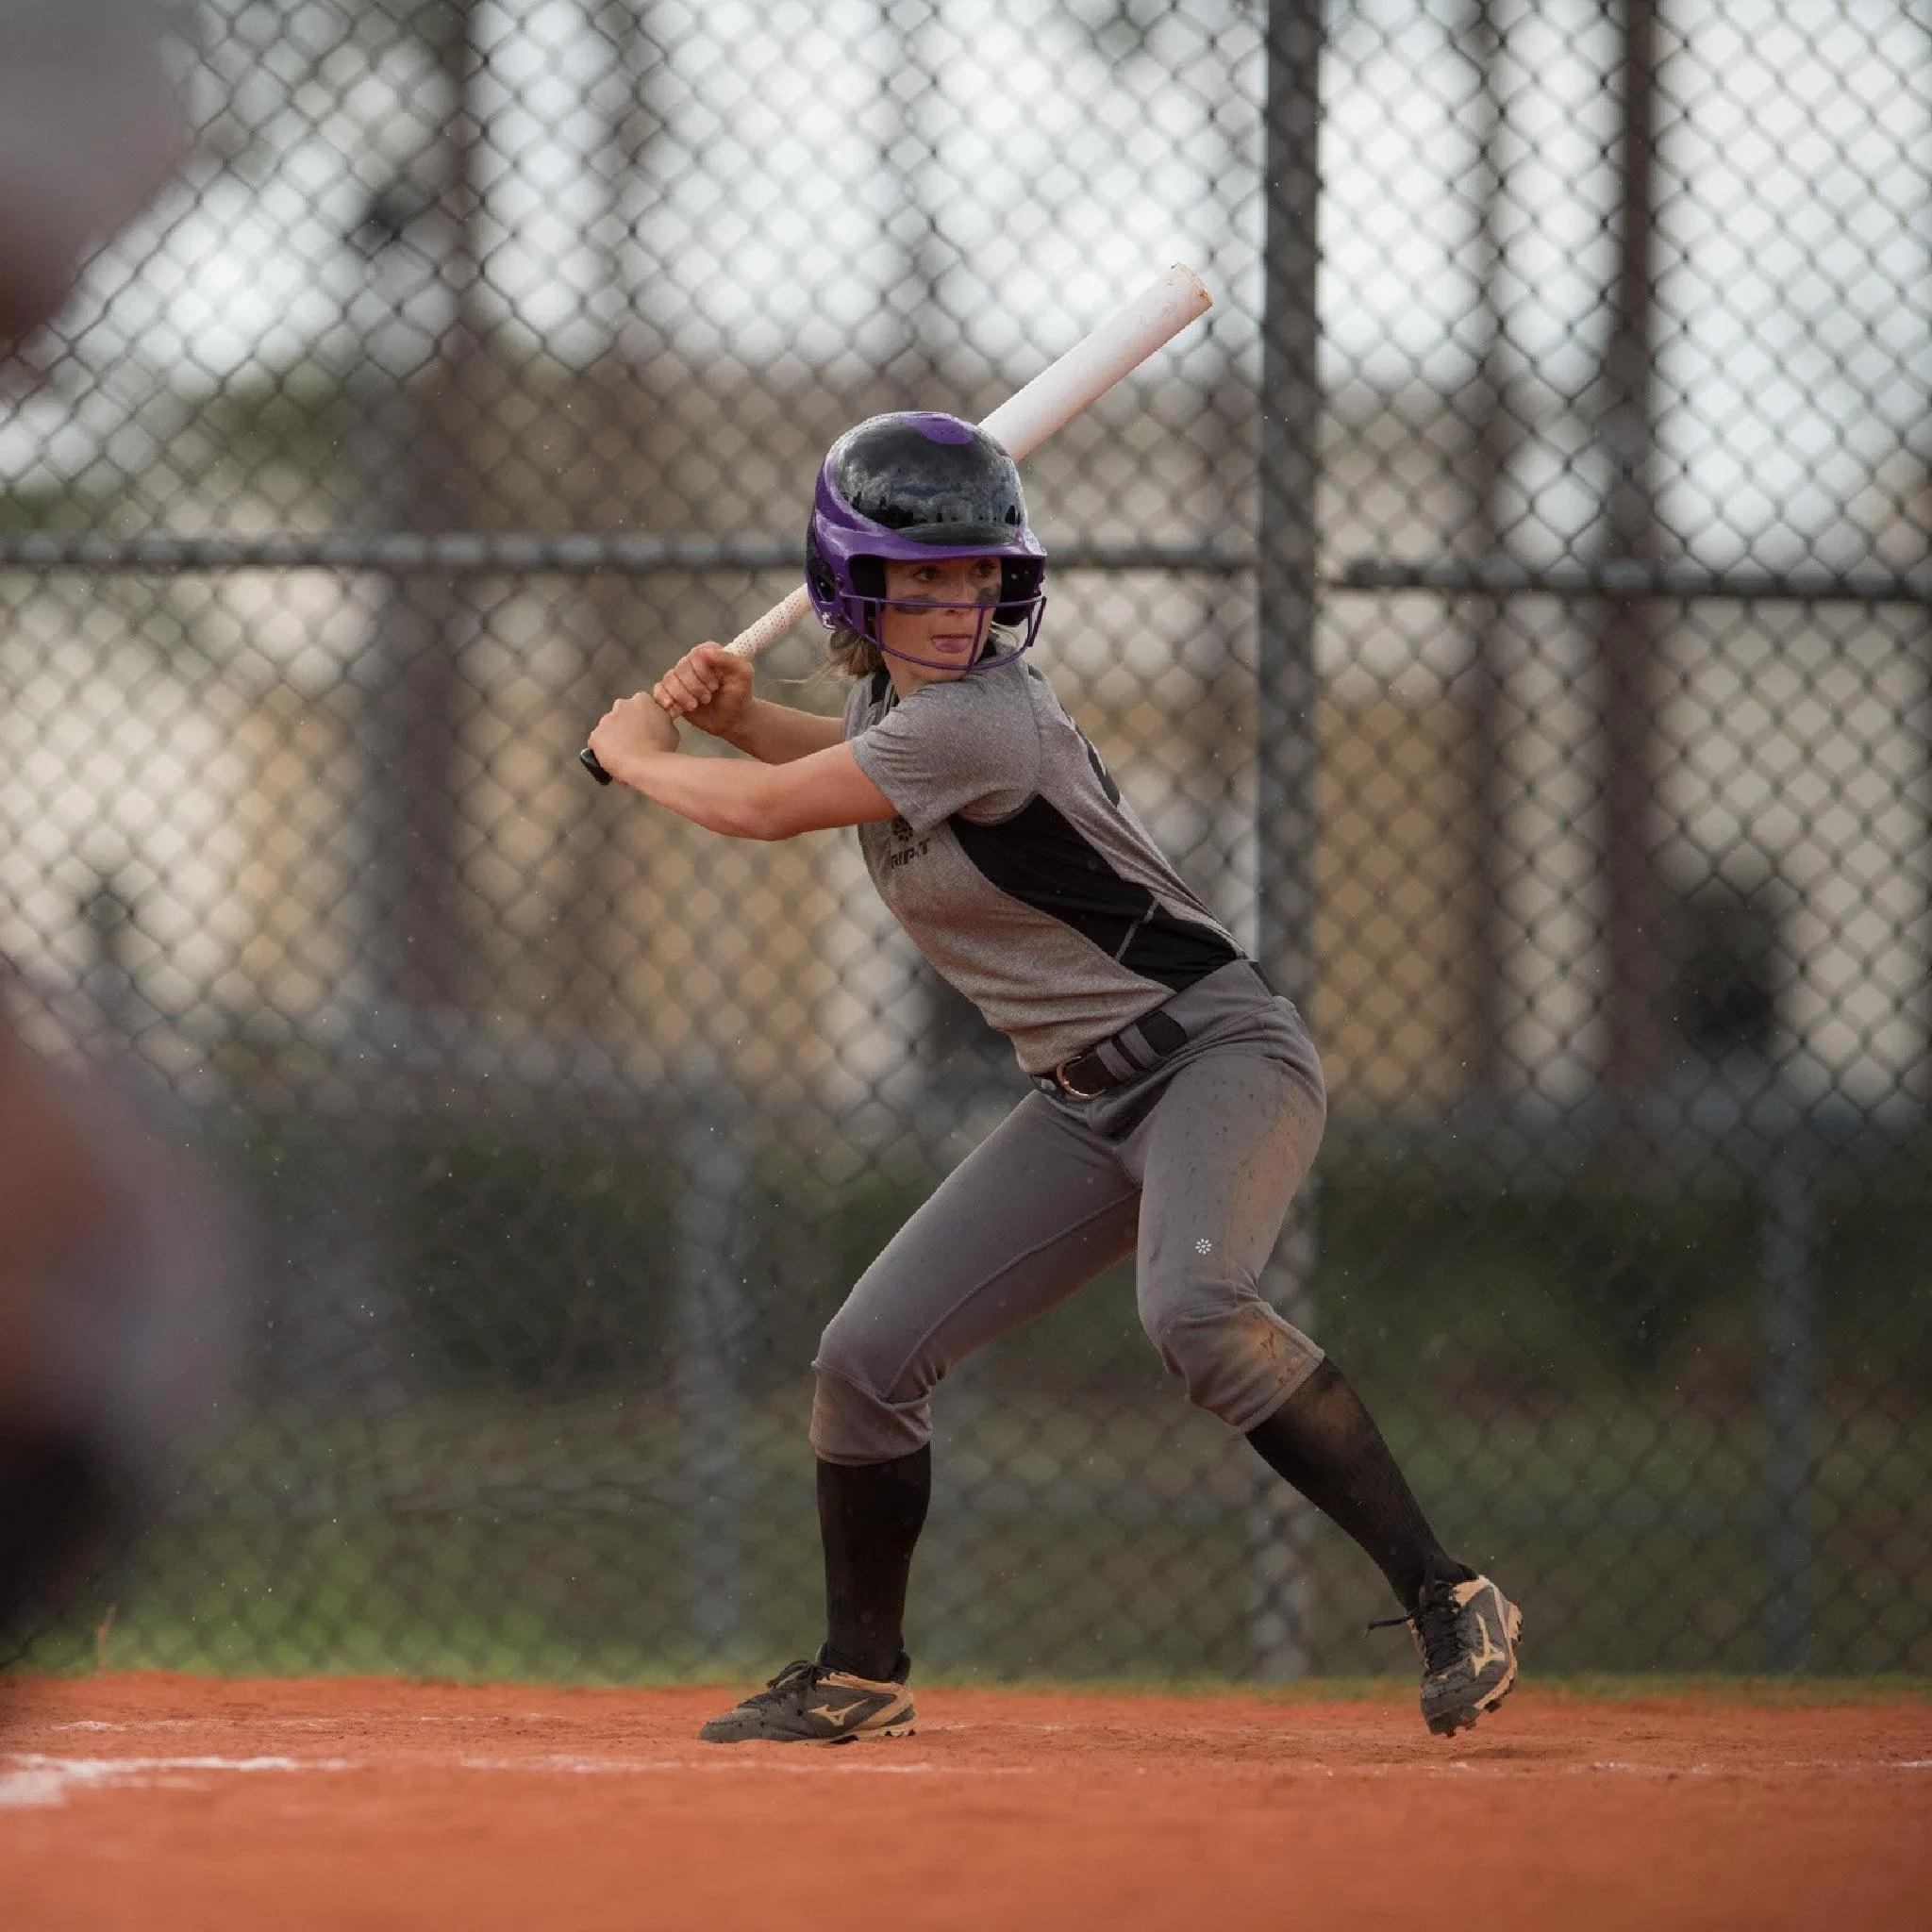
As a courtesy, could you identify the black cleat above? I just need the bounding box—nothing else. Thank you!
[698,1647,917,1746]
[1376,1566,1523,1738]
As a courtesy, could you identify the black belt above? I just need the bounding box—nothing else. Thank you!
[1044,960,1276,1101]
[1050,1007,1190,1100]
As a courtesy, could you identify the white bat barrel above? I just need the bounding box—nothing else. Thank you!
[978,263,1212,461]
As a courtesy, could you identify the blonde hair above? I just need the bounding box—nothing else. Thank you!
[824,625,884,679]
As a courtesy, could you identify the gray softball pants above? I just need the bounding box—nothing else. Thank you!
[810,963,1330,1464]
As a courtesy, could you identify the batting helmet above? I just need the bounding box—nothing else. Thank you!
[804,412,1047,669]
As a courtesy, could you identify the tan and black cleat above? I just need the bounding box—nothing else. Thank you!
[1377,1567,1523,1739]
[698,1648,916,1745]
[1417,1573,1523,1737]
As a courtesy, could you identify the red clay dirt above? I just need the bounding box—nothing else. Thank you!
[2,1674,1927,1931]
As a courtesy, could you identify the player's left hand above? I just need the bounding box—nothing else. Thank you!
[589,691,679,781]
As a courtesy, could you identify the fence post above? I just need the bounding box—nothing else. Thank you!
[1594,0,1673,1104]
[1250,0,1325,1681]
[1760,1115,1819,1672]
[1246,1207,1318,1678]
[672,1067,751,1655]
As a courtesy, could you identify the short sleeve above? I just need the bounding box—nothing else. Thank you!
[848,670,1042,834]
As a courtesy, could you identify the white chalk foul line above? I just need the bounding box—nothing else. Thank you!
[0,1749,1033,1808]
[0,1756,358,1810]
[6,1748,1924,1810]
[453,1753,1032,1777]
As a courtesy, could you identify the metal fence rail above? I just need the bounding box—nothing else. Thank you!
[2,0,1927,1680]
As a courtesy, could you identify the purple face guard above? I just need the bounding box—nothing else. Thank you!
[804,412,1048,673]
[864,588,1036,675]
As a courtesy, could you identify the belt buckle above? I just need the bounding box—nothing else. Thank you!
[1054,1058,1108,1101]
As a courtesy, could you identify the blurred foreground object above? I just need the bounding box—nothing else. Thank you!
[0,0,189,343]
[0,1001,227,1658]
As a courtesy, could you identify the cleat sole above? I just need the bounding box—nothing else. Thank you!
[811,1724,916,1747]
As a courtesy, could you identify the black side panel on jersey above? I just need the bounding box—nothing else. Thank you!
[949,796,1240,991]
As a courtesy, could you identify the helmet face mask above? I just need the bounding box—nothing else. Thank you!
[807,412,1048,672]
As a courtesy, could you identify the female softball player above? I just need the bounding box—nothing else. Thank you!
[588,411,1522,1741]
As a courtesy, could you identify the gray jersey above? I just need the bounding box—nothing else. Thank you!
[844,658,1243,1075]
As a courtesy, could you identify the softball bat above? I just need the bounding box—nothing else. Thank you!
[581,263,1213,784]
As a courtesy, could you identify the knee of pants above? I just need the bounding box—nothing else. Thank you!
[809,1307,936,1465]
[1139,1271,1324,1434]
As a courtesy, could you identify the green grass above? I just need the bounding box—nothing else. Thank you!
[19,1636,1932,1710]
[13,1114,1927,1688]
[13,1380,1928,1686]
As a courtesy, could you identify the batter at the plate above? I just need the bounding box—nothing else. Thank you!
[588,411,1523,1743]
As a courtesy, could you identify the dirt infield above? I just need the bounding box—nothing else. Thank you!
[3,1674,1927,1931]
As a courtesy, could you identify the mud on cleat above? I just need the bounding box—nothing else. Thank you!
[697,1647,917,1745]
[1374,1566,1523,1739]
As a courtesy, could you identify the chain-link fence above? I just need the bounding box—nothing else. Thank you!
[2,0,1927,1680]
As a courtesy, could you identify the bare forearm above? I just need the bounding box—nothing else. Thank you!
[719,699,844,764]
[594,730,897,841]
[604,747,788,838]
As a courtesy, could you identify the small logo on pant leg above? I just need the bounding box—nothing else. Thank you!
[1194,1238,1214,1255]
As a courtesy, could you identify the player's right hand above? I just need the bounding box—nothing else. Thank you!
[653,642,753,739]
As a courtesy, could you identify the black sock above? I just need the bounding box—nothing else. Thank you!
[1245,1358,1465,1614]
[818,1444,930,1681]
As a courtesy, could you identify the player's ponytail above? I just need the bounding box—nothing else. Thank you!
[824,625,883,679]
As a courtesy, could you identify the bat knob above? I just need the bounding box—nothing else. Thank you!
[579,746,613,786]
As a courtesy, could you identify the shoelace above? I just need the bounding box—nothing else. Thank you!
[751,1657,824,1702]
[1366,1587,1464,1675]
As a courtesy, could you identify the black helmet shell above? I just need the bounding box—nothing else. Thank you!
[824,412,1031,548]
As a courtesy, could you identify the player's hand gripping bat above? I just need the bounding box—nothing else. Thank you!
[579,263,1213,784]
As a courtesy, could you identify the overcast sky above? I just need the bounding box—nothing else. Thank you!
[6,0,1925,566]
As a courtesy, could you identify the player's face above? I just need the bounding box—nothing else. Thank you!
[877,556,1001,689]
